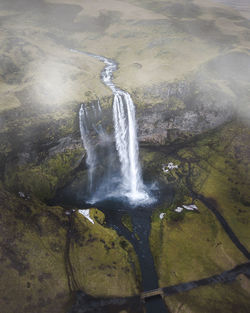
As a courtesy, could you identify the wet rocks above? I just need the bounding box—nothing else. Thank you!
[136,76,235,145]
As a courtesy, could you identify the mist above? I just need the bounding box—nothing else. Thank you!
[1,1,250,313]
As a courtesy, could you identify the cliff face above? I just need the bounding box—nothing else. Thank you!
[135,49,250,144]
[1,0,250,159]
[0,0,250,312]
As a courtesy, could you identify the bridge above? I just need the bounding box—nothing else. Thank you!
[140,288,165,301]
[139,262,250,303]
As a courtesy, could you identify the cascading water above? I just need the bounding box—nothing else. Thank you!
[79,104,96,192]
[113,92,145,200]
[73,49,149,203]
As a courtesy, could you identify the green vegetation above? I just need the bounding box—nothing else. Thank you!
[149,121,250,288]
[70,211,140,297]
[0,187,70,313]
[4,148,84,201]
[90,208,106,225]
[0,186,140,313]
[122,214,133,232]
[179,121,250,250]
[0,0,250,312]
[166,279,250,313]
[151,200,247,287]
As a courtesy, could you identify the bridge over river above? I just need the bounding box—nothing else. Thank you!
[140,261,250,302]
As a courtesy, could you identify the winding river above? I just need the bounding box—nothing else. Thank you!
[60,50,250,313]
[72,49,149,204]
[69,49,168,313]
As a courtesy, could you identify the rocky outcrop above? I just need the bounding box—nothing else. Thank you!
[135,67,238,144]
[0,1,250,312]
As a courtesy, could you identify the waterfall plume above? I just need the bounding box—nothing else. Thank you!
[76,49,149,204]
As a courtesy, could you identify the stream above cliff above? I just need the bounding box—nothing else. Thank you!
[1,0,250,312]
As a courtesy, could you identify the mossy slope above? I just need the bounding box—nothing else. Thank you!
[0,188,70,313]
[151,200,247,287]
[4,147,84,201]
[0,187,140,313]
[149,121,250,289]
[166,279,250,313]
[180,121,250,250]
[70,212,140,297]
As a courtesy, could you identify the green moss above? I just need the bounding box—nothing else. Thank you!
[184,122,250,250]
[149,121,250,293]
[165,209,184,223]
[0,189,70,313]
[90,208,105,225]
[151,200,247,287]
[167,96,185,111]
[122,214,133,232]
[166,280,250,313]
[0,187,141,313]
[140,147,183,185]
[70,212,141,297]
[4,148,84,201]
[149,121,250,288]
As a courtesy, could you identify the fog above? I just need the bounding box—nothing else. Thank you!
[0,0,250,126]
[0,2,250,313]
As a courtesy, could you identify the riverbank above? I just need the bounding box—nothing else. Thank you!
[1,0,250,312]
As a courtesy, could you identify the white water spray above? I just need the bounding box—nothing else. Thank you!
[74,49,149,203]
[79,104,96,192]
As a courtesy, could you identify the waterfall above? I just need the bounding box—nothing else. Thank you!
[113,91,145,200]
[75,49,149,203]
[79,100,109,194]
[79,104,96,192]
